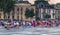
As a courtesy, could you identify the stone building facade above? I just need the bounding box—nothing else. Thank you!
[0,11,4,20]
[0,1,36,21]
[35,1,56,20]
[13,1,35,21]
[55,3,60,20]
[0,0,60,21]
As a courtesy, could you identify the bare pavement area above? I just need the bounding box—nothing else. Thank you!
[0,26,60,35]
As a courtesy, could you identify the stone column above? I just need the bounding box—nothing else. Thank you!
[19,7,21,20]
[41,8,43,19]
[39,9,41,18]
[14,6,18,20]
[51,9,53,19]
[22,7,26,21]
[55,10,58,19]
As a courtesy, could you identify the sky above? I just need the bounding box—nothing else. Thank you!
[28,0,60,4]
[48,0,60,4]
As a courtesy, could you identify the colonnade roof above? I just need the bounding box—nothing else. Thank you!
[14,1,31,4]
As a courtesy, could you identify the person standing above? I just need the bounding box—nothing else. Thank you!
[32,21,37,27]
[22,21,26,28]
[15,21,19,29]
[47,21,51,28]
[28,21,32,28]
[40,20,45,28]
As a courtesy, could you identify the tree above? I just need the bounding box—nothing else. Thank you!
[25,8,35,18]
[0,0,14,20]
[44,14,51,19]
[0,0,3,10]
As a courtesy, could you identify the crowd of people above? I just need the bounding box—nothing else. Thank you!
[0,20,60,30]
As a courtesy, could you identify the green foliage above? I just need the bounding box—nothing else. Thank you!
[0,0,14,19]
[44,14,51,18]
[35,0,45,4]
[0,0,14,12]
[25,9,35,18]
[0,0,3,10]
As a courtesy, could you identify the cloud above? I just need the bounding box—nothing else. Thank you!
[28,0,60,4]
[47,0,60,4]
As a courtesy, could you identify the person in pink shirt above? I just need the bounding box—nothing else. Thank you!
[47,21,52,28]
[32,21,37,27]
[40,20,45,28]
